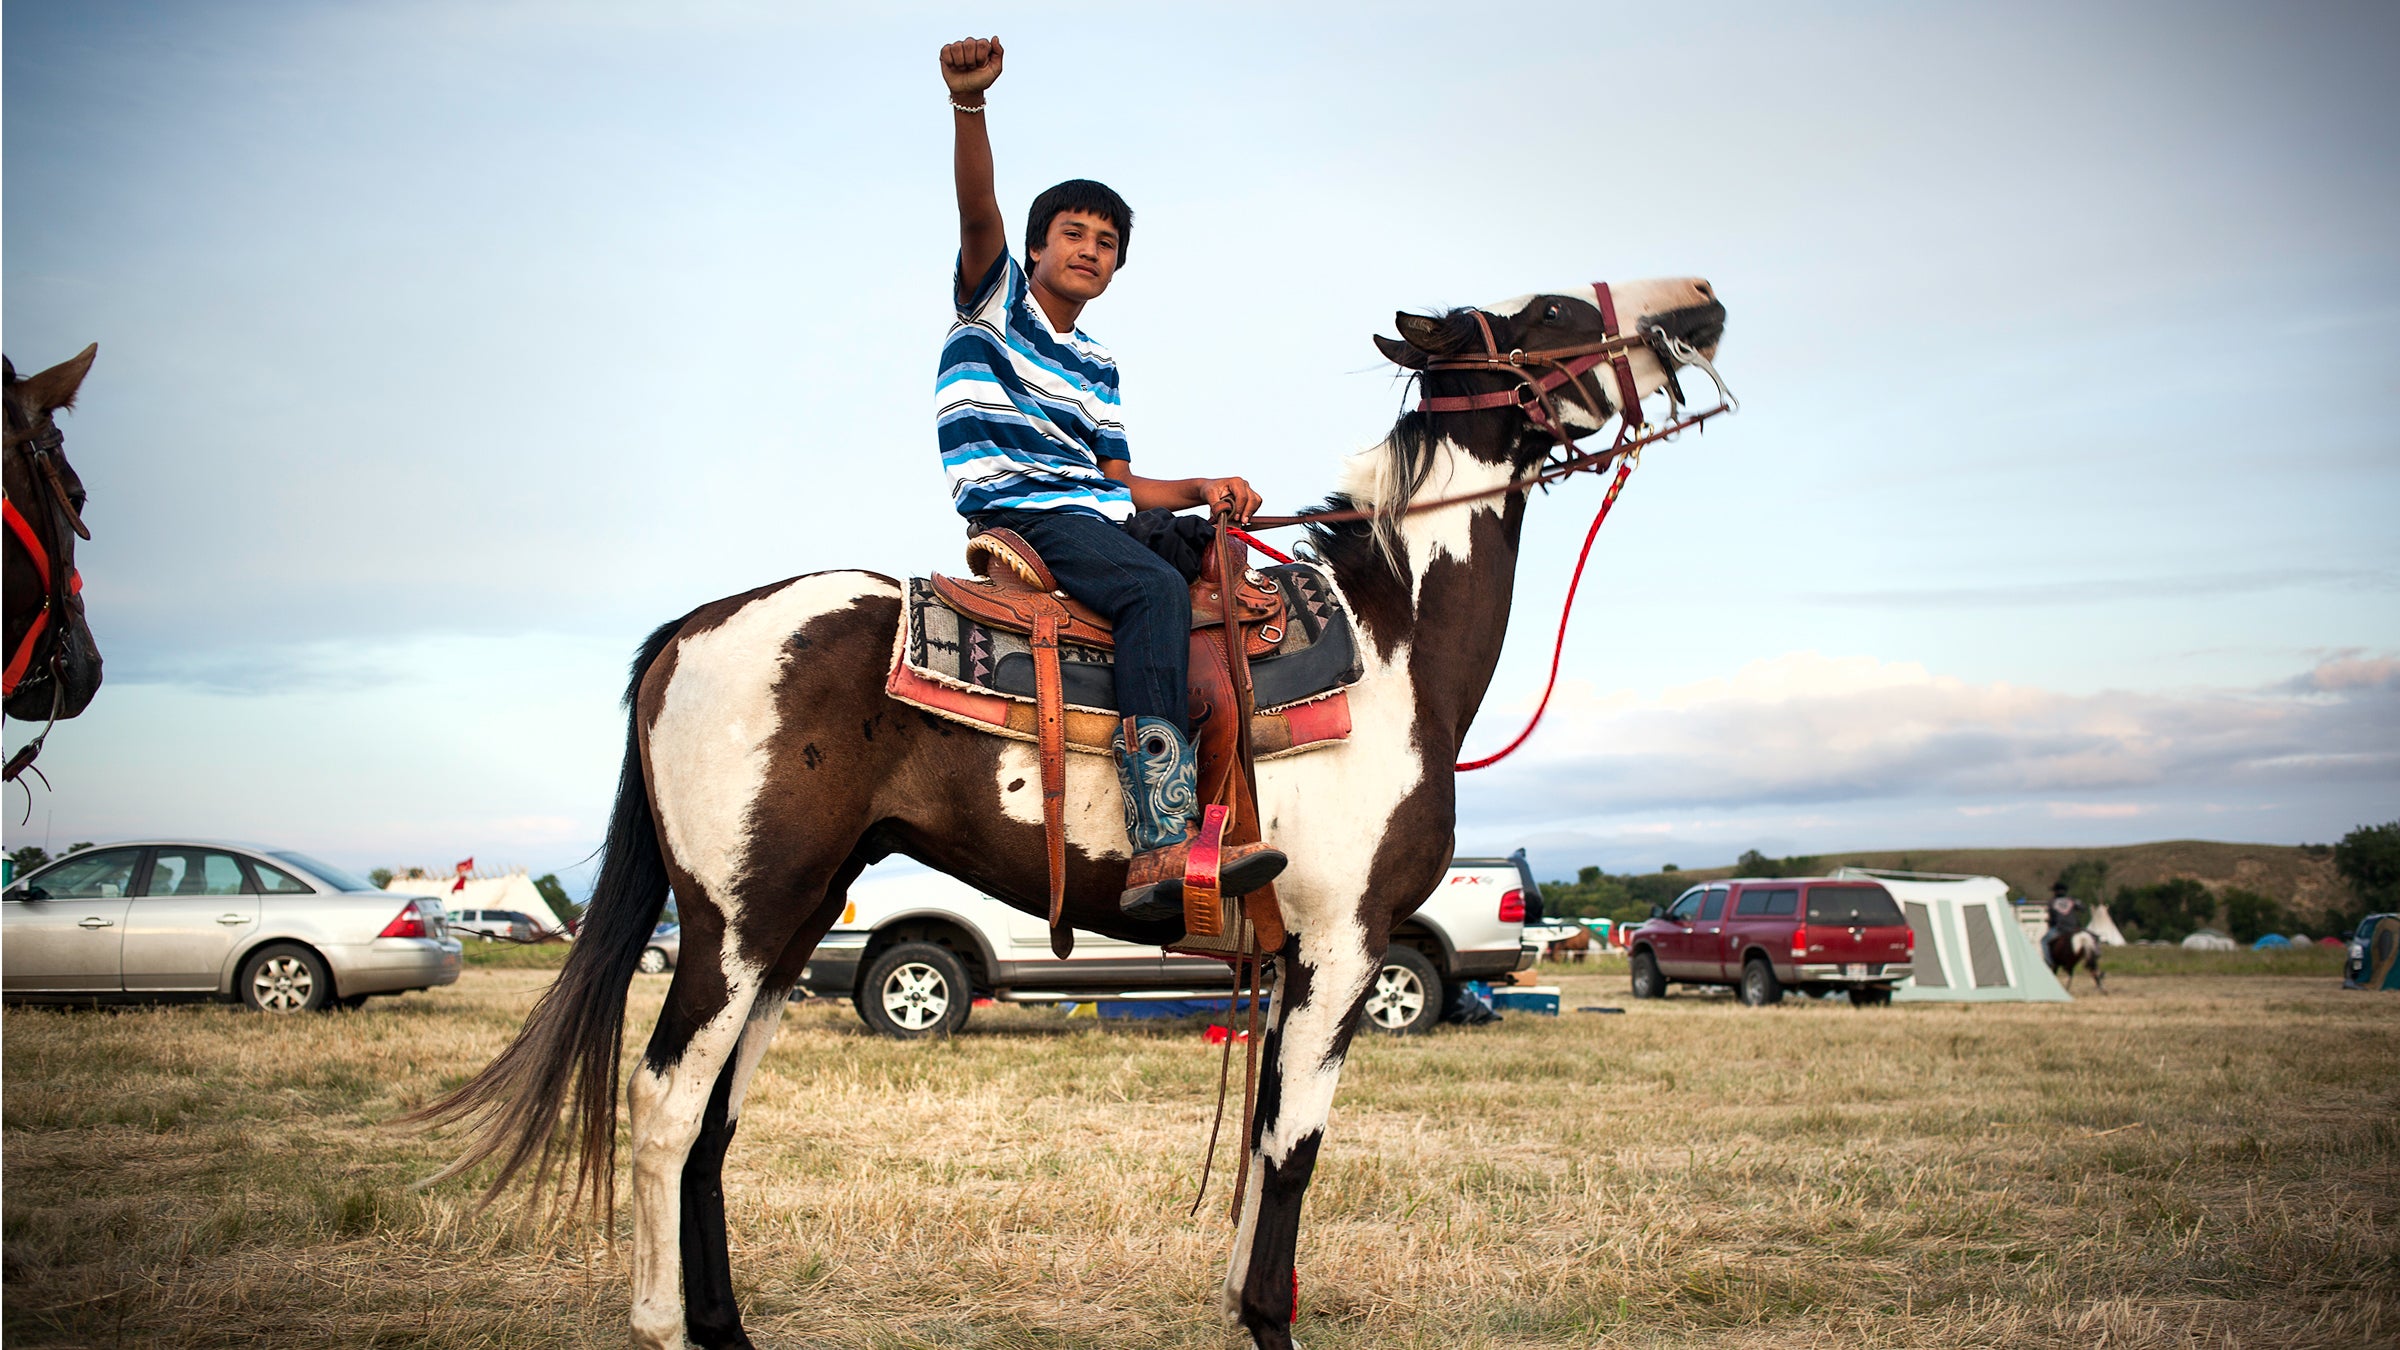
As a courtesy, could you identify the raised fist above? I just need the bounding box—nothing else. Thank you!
[940,36,1004,98]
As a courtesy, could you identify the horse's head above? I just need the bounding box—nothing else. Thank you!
[1377,278,1725,468]
[1335,280,1725,564]
[4,344,103,724]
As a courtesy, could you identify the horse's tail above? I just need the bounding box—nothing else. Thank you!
[412,613,689,1219]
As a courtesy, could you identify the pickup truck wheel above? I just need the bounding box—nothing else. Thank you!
[1629,949,1667,1000]
[1738,956,1784,1007]
[857,942,972,1040]
[1364,946,1440,1035]
[1848,984,1893,1007]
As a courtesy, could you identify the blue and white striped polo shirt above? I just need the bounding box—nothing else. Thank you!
[935,251,1134,521]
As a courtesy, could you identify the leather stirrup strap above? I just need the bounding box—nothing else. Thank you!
[1032,610,1071,958]
[1215,520,1288,952]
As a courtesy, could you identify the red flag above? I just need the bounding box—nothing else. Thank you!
[452,857,474,893]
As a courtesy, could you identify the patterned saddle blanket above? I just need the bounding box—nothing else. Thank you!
[888,560,1363,758]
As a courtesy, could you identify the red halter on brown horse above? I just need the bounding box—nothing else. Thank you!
[3,344,103,783]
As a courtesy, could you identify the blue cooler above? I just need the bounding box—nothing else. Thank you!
[1491,985,1560,1015]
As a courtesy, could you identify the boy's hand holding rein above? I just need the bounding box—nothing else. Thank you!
[941,36,1004,107]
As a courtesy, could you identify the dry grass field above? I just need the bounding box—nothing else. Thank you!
[5,951,2394,1349]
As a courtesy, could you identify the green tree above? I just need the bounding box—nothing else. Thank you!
[2333,821,2400,930]
[534,873,583,926]
[1734,849,1821,879]
[369,868,395,890]
[2113,878,2214,942]
[2220,887,2288,945]
[9,845,51,876]
[2054,857,2111,905]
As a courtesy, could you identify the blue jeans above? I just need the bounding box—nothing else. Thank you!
[971,509,1190,736]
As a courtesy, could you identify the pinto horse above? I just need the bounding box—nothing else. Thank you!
[2045,927,2105,993]
[426,278,1726,1350]
[3,345,103,775]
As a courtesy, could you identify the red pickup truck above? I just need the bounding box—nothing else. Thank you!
[1628,877,1913,1006]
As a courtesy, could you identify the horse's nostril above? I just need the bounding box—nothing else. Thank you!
[1695,282,1713,298]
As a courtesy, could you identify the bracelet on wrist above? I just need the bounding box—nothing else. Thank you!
[949,96,986,113]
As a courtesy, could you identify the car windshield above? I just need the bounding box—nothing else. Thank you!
[267,851,378,893]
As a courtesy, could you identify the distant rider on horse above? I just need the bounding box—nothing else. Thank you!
[2046,881,2084,936]
[936,36,1286,921]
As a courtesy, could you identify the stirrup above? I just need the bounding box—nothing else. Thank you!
[1118,834,1286,924]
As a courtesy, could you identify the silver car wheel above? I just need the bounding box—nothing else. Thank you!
[1364,965,1426,1032]
[638,946,670,974]
[251,955,316,1013]
[879,961,952,1032]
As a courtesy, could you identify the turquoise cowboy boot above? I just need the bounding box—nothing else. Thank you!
[1114,715,1286,923]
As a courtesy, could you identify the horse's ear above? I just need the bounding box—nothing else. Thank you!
[1395,312,1450,352]
[2,356,16,385]
[1374,334,1429,369]
[25,343,97,414]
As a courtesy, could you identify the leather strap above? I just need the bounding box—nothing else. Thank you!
[1031,610,1071,958]
[1216,525,1287,951]
[1592,281,1646,434]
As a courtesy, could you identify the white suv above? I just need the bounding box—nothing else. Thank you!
[801,854,1540,1038]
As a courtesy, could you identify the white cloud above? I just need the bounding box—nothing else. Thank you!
[1457,652,2400,872]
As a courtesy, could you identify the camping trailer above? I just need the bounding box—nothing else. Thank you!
[1831,868,2070,1003]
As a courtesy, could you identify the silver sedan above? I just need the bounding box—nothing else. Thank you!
[2,840,462,1012]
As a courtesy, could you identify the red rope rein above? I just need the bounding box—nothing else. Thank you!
[1453,452,1636,771]
[1222,451,1648,773]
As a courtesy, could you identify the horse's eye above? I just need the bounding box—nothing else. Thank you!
[1543,302,1563,323]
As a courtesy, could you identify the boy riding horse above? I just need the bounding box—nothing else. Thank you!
[937,36,1285,922]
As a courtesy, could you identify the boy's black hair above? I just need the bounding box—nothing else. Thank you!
[1026,179,1133,268]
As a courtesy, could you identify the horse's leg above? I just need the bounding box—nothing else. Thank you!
[626,905,786,1350]
[681,851,871,1349]
[1222,913,1385,1349]
[679,997,783,1350]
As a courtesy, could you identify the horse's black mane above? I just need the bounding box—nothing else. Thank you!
[1295,407,1440,575]
[1296,322,1522,581]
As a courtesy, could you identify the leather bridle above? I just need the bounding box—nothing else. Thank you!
[4,415,91,784]
[1246,283,1735,529]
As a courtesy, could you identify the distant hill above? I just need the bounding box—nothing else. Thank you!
[1646,840,2347,922]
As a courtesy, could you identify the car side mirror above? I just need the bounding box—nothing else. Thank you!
[21,886,47,901]
[1648,904,1663,920]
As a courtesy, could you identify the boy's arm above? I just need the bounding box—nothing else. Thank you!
[941,37,1008,299]
[1102,460,1264,525]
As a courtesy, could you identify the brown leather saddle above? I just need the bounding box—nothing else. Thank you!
[926,525,1289,957]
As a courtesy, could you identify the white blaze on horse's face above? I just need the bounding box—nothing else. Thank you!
[1489,277,1722,428]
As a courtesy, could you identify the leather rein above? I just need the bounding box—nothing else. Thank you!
[3,418,91,784]
[1245,282,1735,531]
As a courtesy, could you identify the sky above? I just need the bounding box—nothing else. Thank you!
[5,0,2395,892]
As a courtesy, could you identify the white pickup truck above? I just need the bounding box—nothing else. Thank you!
[800,853,1541,1038]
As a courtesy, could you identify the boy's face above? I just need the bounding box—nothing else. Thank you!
[1027,210,1121,306]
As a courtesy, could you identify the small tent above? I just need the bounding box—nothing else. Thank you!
[1831,868,2070,1002]
[2183,928,2237,951]
[388,869,570,934]
[2086,904,2128,946]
